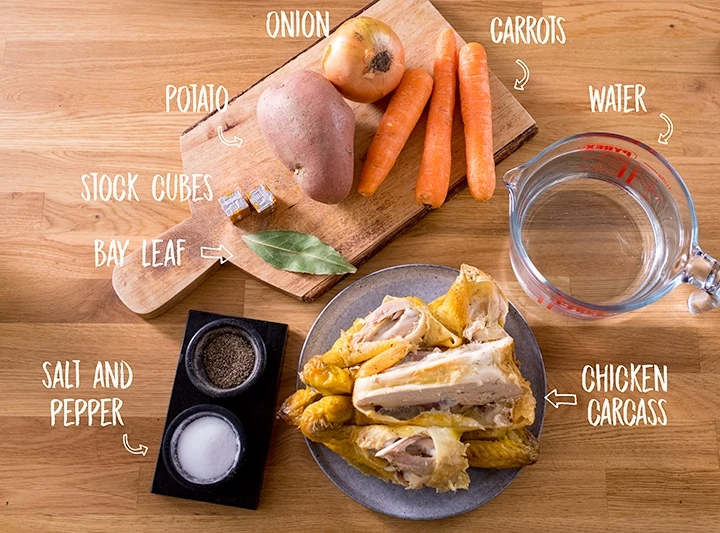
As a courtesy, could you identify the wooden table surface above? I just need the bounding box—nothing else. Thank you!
[1,1,719,532]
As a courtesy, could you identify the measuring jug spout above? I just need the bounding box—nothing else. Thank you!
[684,246,720,314]
[502,167,525,191]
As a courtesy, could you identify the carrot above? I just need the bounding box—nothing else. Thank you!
[358,69,434,197]
[415,28,458,209]
[459,42,495,201]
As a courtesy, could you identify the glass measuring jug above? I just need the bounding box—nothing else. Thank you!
[504,132,719,319]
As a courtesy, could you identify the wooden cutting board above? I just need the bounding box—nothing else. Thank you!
[112,0,537,317]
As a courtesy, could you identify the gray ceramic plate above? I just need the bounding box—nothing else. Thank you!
[300,264,546,520]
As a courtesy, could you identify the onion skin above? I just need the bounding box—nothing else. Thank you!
[322,17,405,104]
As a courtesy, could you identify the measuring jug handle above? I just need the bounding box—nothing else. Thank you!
[685,246,720,314]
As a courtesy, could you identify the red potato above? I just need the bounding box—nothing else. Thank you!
[257,70,355,204]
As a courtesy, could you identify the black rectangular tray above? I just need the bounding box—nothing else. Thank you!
[151,310,288,509]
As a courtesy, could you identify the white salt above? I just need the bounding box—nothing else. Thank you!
[174,414,239,484]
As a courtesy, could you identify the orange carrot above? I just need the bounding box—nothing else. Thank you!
[415,28,458,209]
[358,69,434,197]
[459,42,495,201]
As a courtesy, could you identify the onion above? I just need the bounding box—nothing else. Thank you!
[322,17,405,104]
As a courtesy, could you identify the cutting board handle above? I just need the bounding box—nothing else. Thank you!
[112,216,223,317]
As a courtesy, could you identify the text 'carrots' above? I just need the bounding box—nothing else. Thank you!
[358,69,434,197]
[459,42,495,201]
[415,28,458,209]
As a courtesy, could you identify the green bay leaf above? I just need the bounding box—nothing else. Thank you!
[242,230,357,275]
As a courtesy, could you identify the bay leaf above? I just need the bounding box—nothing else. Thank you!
[242,230,357,275]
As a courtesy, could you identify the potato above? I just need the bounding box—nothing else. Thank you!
[257,70,355,204]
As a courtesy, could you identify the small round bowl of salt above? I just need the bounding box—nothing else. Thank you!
[163,404,246,489]
[185,318,267,398]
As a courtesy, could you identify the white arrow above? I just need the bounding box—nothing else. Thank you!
[200,244,233,264]
[218,125,243,148]
[544,389,578,409]
[122,433,148,456]
[514,59,530,91]
[658,113,673,145]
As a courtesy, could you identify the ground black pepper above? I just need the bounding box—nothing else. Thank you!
[202,332,256,388]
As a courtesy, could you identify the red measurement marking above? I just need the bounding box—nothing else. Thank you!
[643,162,673,191]
[538,291,612,317]
[625,167,638,185]
[616,161,630,179]
[580,144,637,159]
[545,292,610,317]
[643,179,658,197]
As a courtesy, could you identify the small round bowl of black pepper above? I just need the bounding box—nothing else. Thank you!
[185,318,267,398]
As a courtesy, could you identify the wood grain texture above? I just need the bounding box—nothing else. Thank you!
[111,0,537,314]
[1,1,720,532]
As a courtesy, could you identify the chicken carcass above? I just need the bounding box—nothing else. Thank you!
[430,264,509,343]
[323,296,461,366]
[299,296,460,395]
[279,263,541,492]
[279,391,469,492]
[279,385,538,490]
[323,425,470,492]
[463,428,539,469]
[352,336,536,431]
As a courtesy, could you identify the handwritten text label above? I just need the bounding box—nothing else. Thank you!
[266,10,330,38]
[491,16,566,44]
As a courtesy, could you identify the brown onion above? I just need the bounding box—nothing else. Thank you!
[322,17,405,104]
